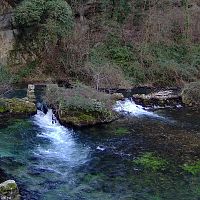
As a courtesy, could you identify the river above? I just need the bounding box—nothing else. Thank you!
[0,96,200,200]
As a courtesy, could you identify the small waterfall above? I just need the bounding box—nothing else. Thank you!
[114,98,162,118]
[32,109,89,167]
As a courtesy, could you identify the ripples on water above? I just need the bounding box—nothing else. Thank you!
[0,100,200,199]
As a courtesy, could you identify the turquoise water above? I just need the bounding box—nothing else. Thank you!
[0,103,200,200]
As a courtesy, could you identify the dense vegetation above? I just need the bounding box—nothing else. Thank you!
[182,81,200,106]
[14,0,74,51]
[2,0,200,87]
[44,83,117,126]
[44,83,113,111]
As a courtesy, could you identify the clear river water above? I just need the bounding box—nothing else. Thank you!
[0,95,200,200]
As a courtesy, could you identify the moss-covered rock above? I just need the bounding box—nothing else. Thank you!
[115,127,129,136]
[0,98,36,115]
[44,83,119,127]
[182,161,200,175]
[133,152,168,171]
[59,108,118,127]
[181,82,200,107]
[0,180,20,200]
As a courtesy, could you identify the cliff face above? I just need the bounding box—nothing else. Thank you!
[0,1,16,65]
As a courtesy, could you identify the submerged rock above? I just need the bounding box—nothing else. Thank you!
[0,98,36,115]
[0,180,20,200]
[133,89,182,107]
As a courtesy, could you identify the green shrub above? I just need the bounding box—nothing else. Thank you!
[108,46,134,65]
[45,83,113,113]
[60,84,112,113]
[134,153,168,171]
[14,0,45,27]
[101,0,131,23]
[137,44,200,85]
[181,81,200,106]
[95,34,200,86]
[15,0,74,50]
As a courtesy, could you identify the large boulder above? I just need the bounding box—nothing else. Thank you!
[59,108,118,127]
[45,83,119,127]
[0,180,20,200]
[181,82,200,106]
[0,98,36,115]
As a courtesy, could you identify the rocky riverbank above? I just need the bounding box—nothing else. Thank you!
[132,89,182,107]
[0,98,36,116]
[59,107,118,127]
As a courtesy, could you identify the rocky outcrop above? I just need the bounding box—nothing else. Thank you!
[0,98,36,115]
[59,108,118,127]
[0,180,20,200]
[133,90,182,107]
[45,83,119,127]
[0,1,17,65]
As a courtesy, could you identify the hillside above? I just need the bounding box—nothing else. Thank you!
[0,0,200,88]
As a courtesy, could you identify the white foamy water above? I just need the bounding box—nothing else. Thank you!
[114,98,162,118]
[32,109,90,167]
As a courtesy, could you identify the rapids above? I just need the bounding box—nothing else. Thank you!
[0,97,200,200]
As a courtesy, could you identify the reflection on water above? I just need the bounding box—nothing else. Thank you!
[0,105,200,199]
